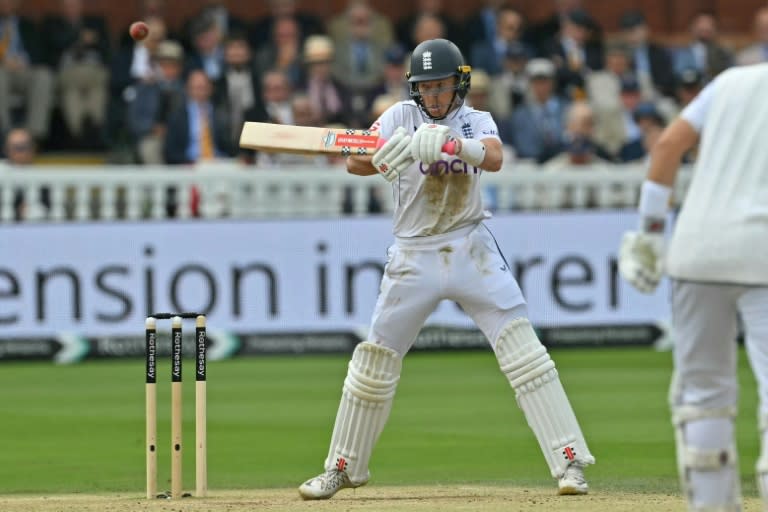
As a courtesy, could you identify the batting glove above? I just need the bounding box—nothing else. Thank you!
[411,123,452,164]
[371,126,414,182]
[618,231,665,293]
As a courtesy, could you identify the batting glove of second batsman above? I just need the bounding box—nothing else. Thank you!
[618,231,665,293]
[372,126,415,182]
[411,123,451,164]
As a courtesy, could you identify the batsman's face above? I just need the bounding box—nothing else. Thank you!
[417,77,458,117]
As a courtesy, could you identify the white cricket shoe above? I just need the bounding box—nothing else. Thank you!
[558,464,588,495]
[298,469,368,500]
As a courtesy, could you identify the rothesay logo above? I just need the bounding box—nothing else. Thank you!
[422,51,432,70]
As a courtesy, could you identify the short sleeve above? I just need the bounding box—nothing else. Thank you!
[473,112,501,142]
[680,79,717,133]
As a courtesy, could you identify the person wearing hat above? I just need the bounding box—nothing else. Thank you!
[675,67,703,107]
[298,38,594,501]
[127,39,187,164]
[541,7,604,100]
[301,34,348,125]
[619,9,675,99]
[500,58,568,163]
[632,101,667,162]
[466,69,492,111]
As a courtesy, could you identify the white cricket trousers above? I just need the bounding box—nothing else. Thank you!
[671,280,768,415]
[367,222,527,355]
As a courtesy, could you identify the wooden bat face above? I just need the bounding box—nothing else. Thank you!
[239,123,381,156]
[239,122,456,157]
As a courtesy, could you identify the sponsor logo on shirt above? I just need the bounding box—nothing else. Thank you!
[419,158,480,175]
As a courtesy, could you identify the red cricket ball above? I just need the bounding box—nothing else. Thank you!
[129,21,149,42]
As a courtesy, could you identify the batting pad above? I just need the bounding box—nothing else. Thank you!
[324,342,402,483]
[495,318,595,478]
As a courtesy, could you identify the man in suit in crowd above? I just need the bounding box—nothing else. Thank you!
[618,10,675,99]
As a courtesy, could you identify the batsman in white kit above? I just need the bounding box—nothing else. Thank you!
[619,63,768,512]
[298,38,594,500]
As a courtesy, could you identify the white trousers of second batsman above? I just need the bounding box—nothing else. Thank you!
[670,281,768,511]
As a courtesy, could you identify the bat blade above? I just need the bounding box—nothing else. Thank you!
[239,122,381,156]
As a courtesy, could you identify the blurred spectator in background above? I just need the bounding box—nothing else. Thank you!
[527,0,602,57]
[109,16,166,148]
[470,6,531,76]
[128,40,185,164]
[330,0,388,128]
[185,13,225,82]
[675,67,703,109]
[369,43,409,103]
[164,69,232,165]
[0,0,54,144]
[4,128,48,221]
[251,0,323,53]
[328,0,393,50]
[544,8,604,101]
[291,93,318,127]
[301,35,347,125]
[673,11,733,82]
[639,117,663,164]
[215,33,266,150]
[488,41,531,118]
[42,0,110,149]
[261,68,294,125]
[500,58,567,163]
[254,15,303,88]
[537,101,611,208]
[586,41,632,112]
[544,101,611,170]
[593,74,644,162]
[462,0,505,54]
[396,0,459,50]
[670,68,703,163]
[181,2,247,51]
[465,69,492,113]
[736,7,768,66]
[410,13,446,46]
[164,70,232,217]
[632,101,665,139]
[257,93,325,167]
[618,10,675,100]
[369,93,398,122]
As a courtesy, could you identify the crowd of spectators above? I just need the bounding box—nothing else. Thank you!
[1,0,767,170]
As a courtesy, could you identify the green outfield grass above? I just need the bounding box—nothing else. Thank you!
[0,347,760,497]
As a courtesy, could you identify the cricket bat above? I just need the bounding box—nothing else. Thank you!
[239,122,456,157]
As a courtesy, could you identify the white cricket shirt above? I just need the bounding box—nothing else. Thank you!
[667,64,768,284]
[372,100,501,238]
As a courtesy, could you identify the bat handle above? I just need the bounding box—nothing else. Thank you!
[376,137,457,155]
